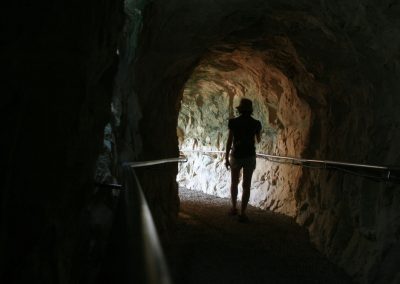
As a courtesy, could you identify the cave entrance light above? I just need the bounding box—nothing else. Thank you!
[176,46,312,217]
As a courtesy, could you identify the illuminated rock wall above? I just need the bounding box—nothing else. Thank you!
[177,47,315,216]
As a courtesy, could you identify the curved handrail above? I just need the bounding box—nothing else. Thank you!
[179,149,400,182]
[179,149,393,170]
[256,153,390,170]
[123,156,187,168]
[127,167,172,284]
[115,156,187,284]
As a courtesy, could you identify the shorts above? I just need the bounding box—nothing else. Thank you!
[230,155,256,171]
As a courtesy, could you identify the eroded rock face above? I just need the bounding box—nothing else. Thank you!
[177,47,314,216]
[4,0,399,283]
[131,0,400,283]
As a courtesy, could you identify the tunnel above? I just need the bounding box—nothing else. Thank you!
[177,46,312,216]
[2,0,400,283]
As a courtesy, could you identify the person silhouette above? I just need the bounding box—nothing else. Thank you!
[225,98,261,222]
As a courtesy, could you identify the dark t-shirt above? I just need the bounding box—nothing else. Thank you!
[228,115,262,158]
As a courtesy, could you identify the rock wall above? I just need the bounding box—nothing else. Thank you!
[2,0,399,283]
[132,0,400,283]
[1,1,124,283]
[177,47,315,216]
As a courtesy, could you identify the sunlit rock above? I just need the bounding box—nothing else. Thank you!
[178,47,313,216]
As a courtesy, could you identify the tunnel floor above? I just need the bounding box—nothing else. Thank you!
[165,187,353,284]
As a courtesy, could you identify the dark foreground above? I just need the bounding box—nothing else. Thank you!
[165,188,352,284]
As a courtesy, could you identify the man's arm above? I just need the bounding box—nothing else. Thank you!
[225,130,233,169]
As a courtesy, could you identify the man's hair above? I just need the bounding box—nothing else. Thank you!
[236,98,253,115]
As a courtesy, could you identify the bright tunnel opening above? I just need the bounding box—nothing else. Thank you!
[176,45,314,216]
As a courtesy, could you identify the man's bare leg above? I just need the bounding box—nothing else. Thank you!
[240,167,254,217]
[230,167,240,212]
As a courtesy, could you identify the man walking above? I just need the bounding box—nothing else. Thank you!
[225,98,261,222]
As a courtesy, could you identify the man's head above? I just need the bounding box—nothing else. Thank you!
[236,98,253,115]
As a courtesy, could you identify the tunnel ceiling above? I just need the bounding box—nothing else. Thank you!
[134,0,375,91]
[134,0,396,164]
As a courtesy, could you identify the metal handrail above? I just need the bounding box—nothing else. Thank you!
[126,167,172,284]
[179,149,394,170]
[115,156,187,284]
[94,182,124,189]
[256,153,390,170]
[179,149,400,182]
[123,156,187,168]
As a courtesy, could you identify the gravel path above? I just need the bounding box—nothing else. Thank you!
[165,187,352,284]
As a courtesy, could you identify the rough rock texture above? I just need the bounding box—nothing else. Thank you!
[1,1,124,283]
[177,47,314,216]
[2,0,400,283]
[131,1,400,283]
[108,0,182,238]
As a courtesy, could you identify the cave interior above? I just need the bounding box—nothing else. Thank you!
[2,0,400,283]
